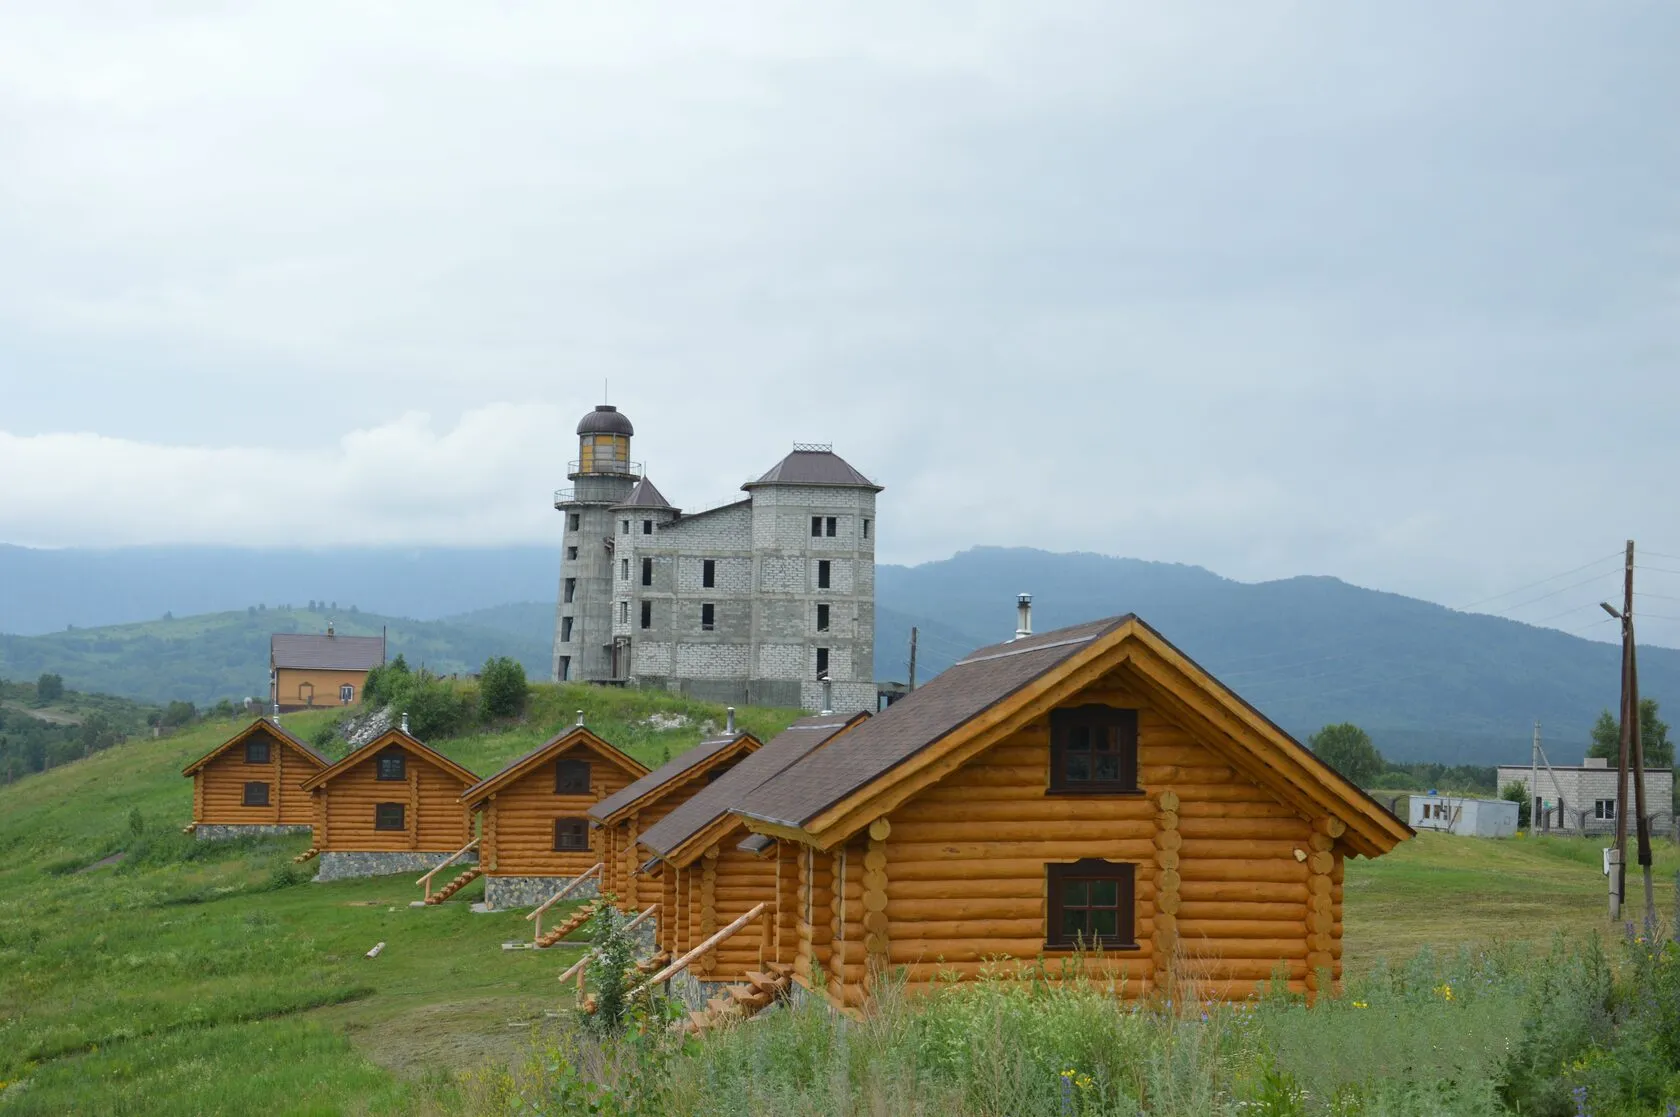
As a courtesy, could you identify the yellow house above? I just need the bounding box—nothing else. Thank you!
[271,625,385,712]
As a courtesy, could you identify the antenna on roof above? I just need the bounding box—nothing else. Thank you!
[576,709,585,727]
[726,707,736,735]
[400,711,410,734]
[1015,593,1033,641]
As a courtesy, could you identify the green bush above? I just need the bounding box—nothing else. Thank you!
[478,656,529,722]
[389,672,473,740]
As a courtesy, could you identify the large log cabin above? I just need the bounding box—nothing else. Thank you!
[636,713,868,986]
[459,725,649,909]
[300,727,478,882]
[182,718,329,840]
[733,614,1411,1011]
[588,726,762,909]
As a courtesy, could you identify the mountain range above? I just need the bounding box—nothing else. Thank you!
[1,543,1670,767]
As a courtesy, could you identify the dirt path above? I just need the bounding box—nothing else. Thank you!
[1,701,83,726]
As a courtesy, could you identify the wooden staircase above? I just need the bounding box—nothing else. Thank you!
[291,847,319,864]
[424,866,483,905]
[681,963,794,1036]
[635,949,671,976]
[536,900,601,948]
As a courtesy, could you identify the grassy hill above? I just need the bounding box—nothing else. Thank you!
[0,679,1674,1113]
[0,607,552,707]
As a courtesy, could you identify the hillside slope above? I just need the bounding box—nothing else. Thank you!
[0,607,552,706]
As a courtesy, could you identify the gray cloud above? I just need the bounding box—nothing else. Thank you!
[0,3,1675,643]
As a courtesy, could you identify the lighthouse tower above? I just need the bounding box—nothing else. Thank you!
[551,405,640,682]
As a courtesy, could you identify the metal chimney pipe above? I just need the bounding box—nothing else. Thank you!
[1015,593,1033,641]
[726,707,736,734]
[271,700,281,725]
[576,709,586,727]
[820,676,833,716]
[400,711,410,734]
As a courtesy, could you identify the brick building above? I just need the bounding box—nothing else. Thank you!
[1495,756,1674,835]
[552,405,880,714]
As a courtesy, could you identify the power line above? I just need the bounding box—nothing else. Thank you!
[1451,551,1623,611]
[1480,570,1623,617]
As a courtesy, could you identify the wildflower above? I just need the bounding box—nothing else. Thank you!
[1351,1000,1368,1009]
[1434,983,1454,1002]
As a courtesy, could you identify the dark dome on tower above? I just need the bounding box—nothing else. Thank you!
[576,405,634,437]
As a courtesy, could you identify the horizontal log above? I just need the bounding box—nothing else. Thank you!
[1138,765,1238,784]
[886,840,1159,862]
[1178,800,1297,819]
[887,821,1157,844]
[941,765,1052,788]
[1178,901,1306,921]
[1177,860,1307,883]
[886,878,1042,900]
[1185,977,1307,999]
[1174,939,1307,960]
[1176,919,1306,941]
[1179,818,1308,840]
[886,918,1048,941]
[887,939,1053,963]
[1178,840,1304,859]
[889,801,1157,825]
[893,957,1153,982]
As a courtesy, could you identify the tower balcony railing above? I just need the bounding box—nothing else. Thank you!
[553,488,575,506]
[567,459,644,479]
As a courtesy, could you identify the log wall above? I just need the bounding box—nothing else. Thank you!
[873,675,1334,1000]
[315,750,471,852]
[197,742,319,827]
[484,746,634,879]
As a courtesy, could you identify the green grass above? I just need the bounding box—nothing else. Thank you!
[0,687,1675,1114]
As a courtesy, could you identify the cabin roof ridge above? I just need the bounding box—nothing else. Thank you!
[460,725,649,806]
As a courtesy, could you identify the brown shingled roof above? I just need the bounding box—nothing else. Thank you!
[460,726,648,808]
[270,632,385,671]
[638,713,867,862]
[587,732,757,824]
[182,716,332,775]
[740,617,1129,829]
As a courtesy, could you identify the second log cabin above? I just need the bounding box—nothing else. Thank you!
[733,613,1411,1011]
[301,727,478,882]
[182,717,329,840]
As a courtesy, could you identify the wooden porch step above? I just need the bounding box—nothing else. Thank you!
[291,847,320,864]
[536,900,601,948]
[425,866,483,905]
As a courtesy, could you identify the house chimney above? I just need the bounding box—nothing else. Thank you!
[576,709,585,727]
[1015,593,1033,641]
[726,707,736,734]
[820,675,833,716]
[327,619,335,637]
[400,711,410,734]
[271,700,281,725]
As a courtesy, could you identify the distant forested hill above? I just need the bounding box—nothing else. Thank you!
[0,608,550,706]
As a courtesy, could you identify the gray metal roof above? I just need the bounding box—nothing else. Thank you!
[577,404,634,436]
[638,713,864,858]
[614,477,673,509]
[270,632,386,671]
[744,447,882,491]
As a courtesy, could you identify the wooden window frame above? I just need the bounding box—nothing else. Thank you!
[555,758,591,796]
[553,817,590,851]
[1048,705,1140,796]
[339,684,355,704]
[376,750,407,782]
[374,802,406,831]
[242,781,270,807]
[1045,860,1137,951]
[244,738,271,765]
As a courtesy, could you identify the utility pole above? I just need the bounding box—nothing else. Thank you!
[907,627,918,692]
[1530,720,1541,832]
[1604,540,1653,926]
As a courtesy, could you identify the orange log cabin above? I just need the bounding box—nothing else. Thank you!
[301,727,478,882]
[182,718,329,840]
[722,613,1411,1011]
[460,723,649,909]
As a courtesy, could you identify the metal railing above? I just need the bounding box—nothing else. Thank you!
[567,459,644,479]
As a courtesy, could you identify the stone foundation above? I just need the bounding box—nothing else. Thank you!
[314,850,477,883]
[194,823,312,842]
[668,969,734,1011]
[483,874,599,910]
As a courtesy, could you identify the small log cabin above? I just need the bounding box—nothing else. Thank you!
[637,713,868,985]
[734,614,1412,1011]
[459,725,649,909]
[270,626,385,712]
[182,718,329,839]
[588,727,762,910]
[300,727,478,882]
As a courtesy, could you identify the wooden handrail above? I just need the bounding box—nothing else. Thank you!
[526,863,602,941]
[632,902,766,998]
[557,904,661,985]
[416,837,480,901]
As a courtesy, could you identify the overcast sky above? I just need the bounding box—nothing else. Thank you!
[1,4,1675,643]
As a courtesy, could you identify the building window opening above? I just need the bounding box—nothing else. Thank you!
[621,519,630,534]
[641,557,653,586]
[642,519,653,535]
[817,559,831,589]
[556,758,591,795]
[863,518,871,540]
[702,559,715,588]
[620,600,629,623]
[376,750,406,781]
[339,684,355,704]
[559,655,571,680]
[554,818,590,851]
[561,616,574,641]
[1046,860,1136,949]
[1595,799,1616,820]
[563,578,576,603]
[1049,706,1140,794]
[567,545,578,560]
[568,513,581,532]
[621,558,629,580]
[702,603,716,631]
[816,604,830,631]
[641,601,652,630]
[243,781,270,807]
[816,647,829,677]
[244,738,271,765]
[811,516,823,537]
[375,803,405,831]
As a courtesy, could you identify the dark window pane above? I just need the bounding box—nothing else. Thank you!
[1065,752,1090,781]
[1063,880,1088,906]
[1067,725,1091,751]
[1062,908,1086,938]
[1090,879,1118,906]
[1094,752,1121,780]
[1091,909,1118,937]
